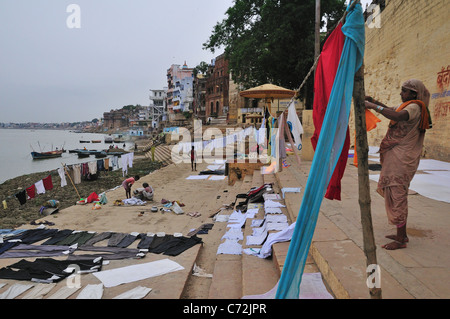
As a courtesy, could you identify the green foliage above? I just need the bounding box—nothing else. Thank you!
[194,61,210,77]
[203,0,346,100]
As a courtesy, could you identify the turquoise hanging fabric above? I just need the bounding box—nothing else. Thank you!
[275,2,365,299]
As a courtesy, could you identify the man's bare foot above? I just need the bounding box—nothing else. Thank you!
[382,241,407,250]
[385,235,409,243]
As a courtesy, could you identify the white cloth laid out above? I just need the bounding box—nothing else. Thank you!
[263,193,282,201]
[47,286,80,299]
[217,239,242,255]
[222,228,244,241]
[208,175,226,181]
[246,230,268,246]
[251,219,265,227]
[265,207,283,214]
[76,283,104,299]
[264,200,285,209]
[207,164,225,170]
[245,208,259,218]
[58,167,67,187]
[93,258,184,288]
[214,214,229,222]
[227,210,247,228]
[242,273,333,299]
[266,222,289,231]
[266,214,288,223]
[369,173,450,204]
[281,187,302,198]
[0,283,34,299]
[122,198,147,206]
[244,222,296,259]
[252,223,267,237]
[186,175,210,180]
[113,286,152,299]
[21,283,56,299]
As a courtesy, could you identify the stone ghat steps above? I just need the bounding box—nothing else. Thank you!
[207,169,286,299]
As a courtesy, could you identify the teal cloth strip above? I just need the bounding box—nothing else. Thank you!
[275,2,365,299]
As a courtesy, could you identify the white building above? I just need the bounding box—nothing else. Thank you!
[149,88,167,129]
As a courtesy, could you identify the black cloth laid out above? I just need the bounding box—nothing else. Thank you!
[0,228,59,255]
[150,235,203,256]
[41,229,74,245]
[0,257,103,283]
[2,228,59,245]
[54,231,96,246]
[66,245,144,261]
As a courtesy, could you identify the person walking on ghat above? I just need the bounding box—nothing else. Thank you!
[365,79,432,250]
[190,146,197,171]
[122,175,140,199]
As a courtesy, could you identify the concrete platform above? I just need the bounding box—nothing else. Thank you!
[273,155,450,299]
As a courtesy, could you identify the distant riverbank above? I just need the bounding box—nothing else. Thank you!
[0,129,136,184]
[0,154,162,229]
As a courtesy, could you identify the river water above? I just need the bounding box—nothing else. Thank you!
[0,129,134,184]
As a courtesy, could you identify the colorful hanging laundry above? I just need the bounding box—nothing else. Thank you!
[276,2,365,299]
[311,21,348,201]
[35,180,45,194]
[42,175,53,191]
[353,109,381,167]
[15,190,27,205]
[26,185,36,200]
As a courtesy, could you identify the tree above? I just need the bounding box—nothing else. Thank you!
[203,0,346,105]
[194,61,210,77]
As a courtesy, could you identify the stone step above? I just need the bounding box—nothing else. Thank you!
[241,169,280,297]
[208,174,253,299]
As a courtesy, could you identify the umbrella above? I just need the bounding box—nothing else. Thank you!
[239,83,296,114]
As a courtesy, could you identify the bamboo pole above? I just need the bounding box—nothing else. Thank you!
[62,163,81,199]
[352,64,382,299]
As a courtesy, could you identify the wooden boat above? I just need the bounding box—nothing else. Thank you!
[79,140,90,143]
[31,150,63,160]
[91,140,102,143]
[95,151,108,158]
[104,135,113,143]
[77,150,91,158]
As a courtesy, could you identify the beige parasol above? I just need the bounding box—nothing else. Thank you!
[239,84,296,114]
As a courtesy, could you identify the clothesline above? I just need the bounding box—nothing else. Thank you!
[2,153,134,209]
[290,0,360,102]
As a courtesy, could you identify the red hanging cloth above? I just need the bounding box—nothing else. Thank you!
[311,23,348,201]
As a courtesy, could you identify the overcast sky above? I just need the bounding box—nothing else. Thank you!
[0,0,233,123]
[1,0,371,124]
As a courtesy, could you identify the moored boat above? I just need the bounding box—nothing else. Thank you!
[31,150,63,160]
[104,135,114,143]
[91,140,102,143]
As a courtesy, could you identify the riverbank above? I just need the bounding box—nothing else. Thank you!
[0,151,161,229]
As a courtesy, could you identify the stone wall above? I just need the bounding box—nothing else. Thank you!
[349,0,450,161]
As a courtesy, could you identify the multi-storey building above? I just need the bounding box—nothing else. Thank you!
[166,62,194,122]
[205,54,229,121]
[103,109,129,130]
[193,74,207,123]
[149,88,167,129]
